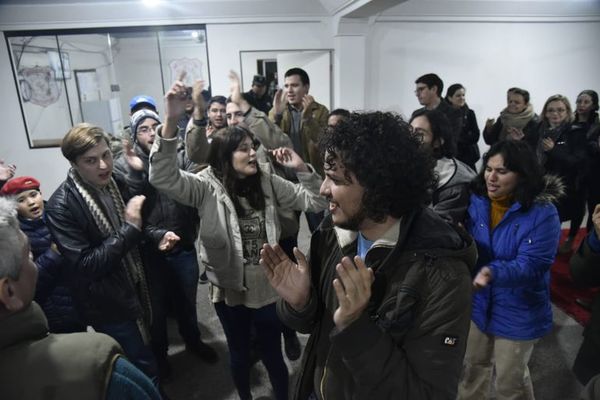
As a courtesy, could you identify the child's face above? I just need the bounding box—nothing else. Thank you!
[16,189,44,220]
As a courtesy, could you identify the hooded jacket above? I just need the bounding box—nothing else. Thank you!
[467,175,563,340]
[149,131,327,291]
[431,157,476,224]
[278,208,477,400]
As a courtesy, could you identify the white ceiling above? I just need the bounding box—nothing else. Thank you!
[0,0,598,30]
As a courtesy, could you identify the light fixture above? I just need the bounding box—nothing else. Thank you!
[142,0,160,7]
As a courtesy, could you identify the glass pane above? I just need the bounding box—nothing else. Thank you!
[158,28,211,96]
[110,31,163,133]
[9,35,73,147]
[56,33,123,136]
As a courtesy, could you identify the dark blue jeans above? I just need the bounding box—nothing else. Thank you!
[146,248,201,362]
[94,320,158,383]
[164,248,201,344]
[106,357,161,400]
[214,301,289,400]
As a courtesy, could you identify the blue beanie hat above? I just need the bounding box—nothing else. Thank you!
[129,95,157,113]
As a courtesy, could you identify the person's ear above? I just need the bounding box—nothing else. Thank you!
[0,278,25,312]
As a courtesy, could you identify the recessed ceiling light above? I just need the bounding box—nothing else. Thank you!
[142,0,160,7]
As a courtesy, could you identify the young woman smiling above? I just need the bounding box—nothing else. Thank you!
[150,79,327,400]
[458,140,561,400]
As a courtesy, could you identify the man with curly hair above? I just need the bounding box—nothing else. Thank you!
[260,111,477,400]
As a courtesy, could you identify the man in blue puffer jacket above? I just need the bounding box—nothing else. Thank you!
[0,176,85,333]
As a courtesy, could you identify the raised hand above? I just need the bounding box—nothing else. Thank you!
[228,70,251,113]
[271,147,308,172]
[123,139,144,171]
[0,160,16,181]
[158,231,181,251]
[485,118,495,129]
[273,88,287,115]
[332,256,374,331]
[260,244,311,311]
[301,95,315,118]
[191,79,206,120]
[163,72,189,137]
[228,70,243,105]
[125,195,146,229]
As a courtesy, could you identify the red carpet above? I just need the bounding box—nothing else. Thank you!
[550,228,599,326]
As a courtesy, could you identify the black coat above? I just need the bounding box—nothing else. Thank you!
[483,114,541,152]
[45,174,146,326]
[447,105,480,169]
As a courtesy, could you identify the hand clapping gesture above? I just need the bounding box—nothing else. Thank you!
[260,244,311,311]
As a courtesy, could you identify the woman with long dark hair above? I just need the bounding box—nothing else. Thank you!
[150,80,327,400]
[445,83,480,171]
[457,140,562,400]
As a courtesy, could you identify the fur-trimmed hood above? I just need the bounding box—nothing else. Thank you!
[536,174,565,205]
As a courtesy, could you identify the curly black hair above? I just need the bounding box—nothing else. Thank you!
[319,111,436,222]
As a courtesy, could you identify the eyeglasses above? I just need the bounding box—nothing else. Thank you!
[546,108,566,114]
[137,125,157,134]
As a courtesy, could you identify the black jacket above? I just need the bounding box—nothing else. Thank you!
[114,143,200,251]
[447,105,480,169]
[45,173,146,326]
[483,114,540,151]
[278,208,476,400]
[570,233,600,384]
[20,214,84,333]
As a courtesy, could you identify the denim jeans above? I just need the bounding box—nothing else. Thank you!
[214,301,289,400]
[146,247,201,362]
[106,357,161,400]
[94,319,158,382]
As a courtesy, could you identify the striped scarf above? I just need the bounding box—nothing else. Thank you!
[69,168,152,343]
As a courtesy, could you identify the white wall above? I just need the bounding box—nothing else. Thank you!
[365,21,600,151]
[0,37,71,196]
[206,22,333,97]
[2,18,600,195]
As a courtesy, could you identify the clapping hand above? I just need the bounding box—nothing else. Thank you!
[332,256,374,331]
[260,244,311,311]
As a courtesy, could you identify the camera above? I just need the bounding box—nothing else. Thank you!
[184,86,193,100]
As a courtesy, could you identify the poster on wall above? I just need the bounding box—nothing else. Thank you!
[169,58,204,88]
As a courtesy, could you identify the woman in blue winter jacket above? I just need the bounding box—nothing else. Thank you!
[457,140,562,400]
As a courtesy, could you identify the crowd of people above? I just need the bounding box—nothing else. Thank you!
[1,68,599,400]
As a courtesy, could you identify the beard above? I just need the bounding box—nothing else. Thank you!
[334,204,368,231]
